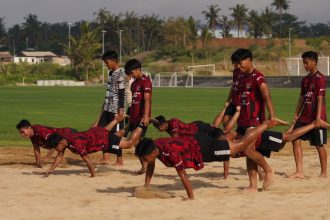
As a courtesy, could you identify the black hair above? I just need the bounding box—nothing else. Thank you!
[102,50,118,61]
[124,59,142,75]
[231,48,253,62]
[16,119,31,130]
[208,128,224,139]
[301,51,318,63]
[45,132,64,149]
[135,138,157,157]
[153,115,167,127]
[231,51,240,63]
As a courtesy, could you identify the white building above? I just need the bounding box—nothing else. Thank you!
[14,51,57,64]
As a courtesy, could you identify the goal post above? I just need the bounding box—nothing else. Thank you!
[285,57,330,76]
[187,64,216,76]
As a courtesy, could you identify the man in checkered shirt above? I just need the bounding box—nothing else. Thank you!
[92,50,126,166]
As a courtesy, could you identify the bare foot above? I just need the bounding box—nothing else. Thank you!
[319,173,327,178]
[275,117,290,126]
[263,170,274,190]
[258,169,265,182]
[319,120,330,129]
[286,172,305,179]
[111,162,124,166]
[95,159,111,165]
[134,169,145,175]
[243,187,258,193]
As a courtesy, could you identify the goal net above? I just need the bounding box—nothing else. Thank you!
[187,64,215,76]
[285,57,330,76]
[152,72,193,87]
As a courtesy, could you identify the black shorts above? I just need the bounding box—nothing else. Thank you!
[257,130,284,158]
[224,102,236,116]
[194,121,224,139]
[98,111,124,156]
[293,122,327,146]
[194,134,230,162]
[107,133,122,154]
[127,121,148,137]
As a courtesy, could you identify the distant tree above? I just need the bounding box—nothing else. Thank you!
[247,10,263,39]
[272,13,305,38]
[22,14,42,49]
[0,17,6,46]
[271,0,291,34]
[186,16,199,63]
[139,14,163,51]
[94,7,111,29]
[65,22,101,80]
[260,7,275,38]
[230,4,248,38]
[202,4,221,32]
[219,15,231,38]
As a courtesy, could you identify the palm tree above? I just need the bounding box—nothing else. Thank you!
[186,16,198,63]
[22,14,42,48]
[202,4,221,32]
[271,0,291,34]
[65,22,101,80]
[140,14,162,51]
[230,4,248,38]
[247,10,262,39]
[261,7,275,38]
[219,15,231,38]
[94,7,111,29]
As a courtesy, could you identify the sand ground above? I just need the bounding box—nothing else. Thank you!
[0,142,330,220]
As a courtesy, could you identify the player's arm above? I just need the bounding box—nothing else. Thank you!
[42,148,56,162]
[42,139,67,176]
[177,169,194,200]
[82,154,96,177]
[104,118,119,131]
[33,144,42,168]
[212,104,228,128]
[119,127,144,149]
[260,83,276,121]
[142,93,151,126]
[144,161,155,187]
[293,95,304,123]
[91,102,105,128]
[223,106,240,132]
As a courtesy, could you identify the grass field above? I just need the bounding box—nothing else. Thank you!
[0,86,329,146]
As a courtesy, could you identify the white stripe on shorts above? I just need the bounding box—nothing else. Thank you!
[116,124,120,132]
[269,136,283,144]
[112,145,120,149]
[320,129,324,145]
[214,150,230,156]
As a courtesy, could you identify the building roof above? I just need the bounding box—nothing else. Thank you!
[0,51,12,58]
[21,51,57,57]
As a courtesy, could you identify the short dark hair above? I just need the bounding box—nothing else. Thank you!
[45,133,64,148]
[208,128,224,139]
[16,119,31,130]
[231,51,240,63]
[124,59,142,75]
[102,50,118,61]
[153,115,167,127]
[231,48,253,62]
[135,138,157,157]
[302,51,318,63]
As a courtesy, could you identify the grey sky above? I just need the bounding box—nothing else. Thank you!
[0,0,329,28]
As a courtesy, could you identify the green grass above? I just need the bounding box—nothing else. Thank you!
[0,86,329,146]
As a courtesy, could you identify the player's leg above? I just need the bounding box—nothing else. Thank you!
[310,128,327,178]
[223,160,229,179]
[282,122,316,142]
[287,139,304,178]
[246,156,258,192]
[97,111,112,164]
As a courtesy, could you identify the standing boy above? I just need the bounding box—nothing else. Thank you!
[288,51,327,178]
[124,58,152,174]
[93,50,126,166]
[233,48,276,191]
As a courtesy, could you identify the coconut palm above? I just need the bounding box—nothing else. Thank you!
[202,4,221,32]
[271,0,291,34]
[260,7,275,38]
[230,4,248,38]
[219,15,231,38]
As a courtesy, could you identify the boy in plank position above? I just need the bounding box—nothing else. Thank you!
[16,119,77,168]
[136,117,329,199]
[43,117,146,177]
[152,105,237,179]
[288,51,328,178]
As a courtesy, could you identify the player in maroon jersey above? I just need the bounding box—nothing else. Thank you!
[42,117,145,177]
[288,51,328,179]
[16,119,77,168]
[137,117,329,198]
[124,58,152,174]
[231,48,276,191]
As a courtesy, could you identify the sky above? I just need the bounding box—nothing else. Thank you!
[0,0,329,28]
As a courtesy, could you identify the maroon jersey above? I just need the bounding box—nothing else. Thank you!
[64,127,109,157]
[297,71,327,123]
[231,68,244,106]
[31,125,75,148]
[167,118,198,137]
[129,74,152,123]
[154,136,204,171]
[237,69,266,127]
